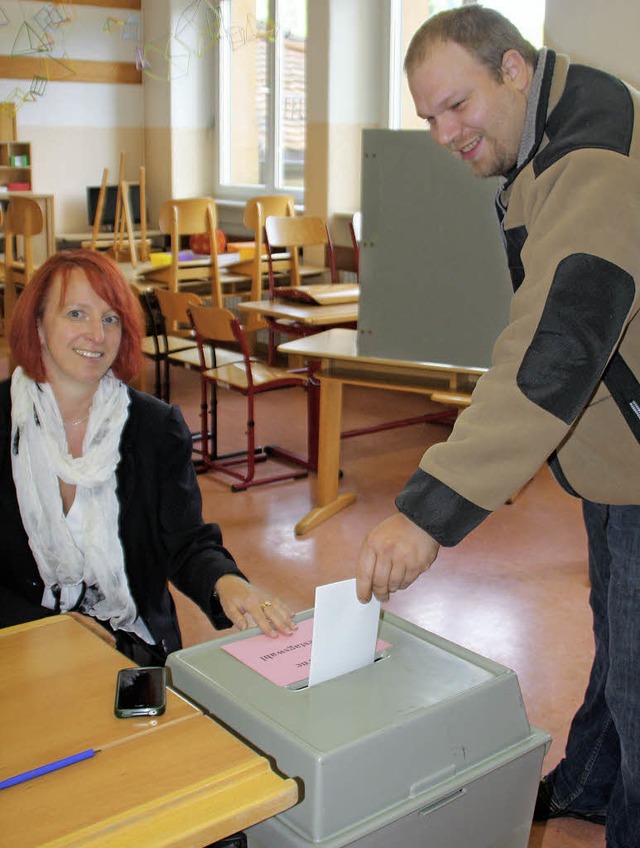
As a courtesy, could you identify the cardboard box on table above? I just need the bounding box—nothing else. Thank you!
[167,610,550,848]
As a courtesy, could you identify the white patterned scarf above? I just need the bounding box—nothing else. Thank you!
[10,366,149,641]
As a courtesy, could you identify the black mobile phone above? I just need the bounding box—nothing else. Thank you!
[114,666,167,718]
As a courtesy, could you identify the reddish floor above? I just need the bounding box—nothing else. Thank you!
[163,361,604,848]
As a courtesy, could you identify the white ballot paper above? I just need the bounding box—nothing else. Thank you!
[308,578,381,687]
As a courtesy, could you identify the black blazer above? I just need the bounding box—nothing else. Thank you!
[0,380,244,655]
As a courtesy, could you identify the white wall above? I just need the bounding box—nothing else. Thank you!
[545,0,640,88]
[0,2,145,232]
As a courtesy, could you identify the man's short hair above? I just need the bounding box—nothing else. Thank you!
[404,5,539,81]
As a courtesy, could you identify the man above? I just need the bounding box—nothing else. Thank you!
[355,7,640,847]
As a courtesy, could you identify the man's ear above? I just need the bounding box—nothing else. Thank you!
[501,49,530,92]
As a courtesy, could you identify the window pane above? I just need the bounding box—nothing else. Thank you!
[278,0,306,189]
[481,0,544,47]
[397,0,545,129]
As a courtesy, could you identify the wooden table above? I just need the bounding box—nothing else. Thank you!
[239,297,358,327]
[0,616,298,847]
[278,329,484,535]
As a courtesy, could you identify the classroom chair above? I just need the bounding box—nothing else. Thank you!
[263,214,341,364]
[3,195,45,339]
[139,289,200,401]
[237,194,295,337]
[139,197,249,306]
[188,304,310,491]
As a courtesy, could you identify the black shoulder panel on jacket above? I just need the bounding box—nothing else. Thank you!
[504,224,528,293]
[396,468,491,547]
[517,254,635,424]
[534,65,633,178]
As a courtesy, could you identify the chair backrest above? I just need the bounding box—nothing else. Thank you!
[4,196,45,280]
[5,196,45,240]
[3,195,45,340]
[241,195,295,329]
[189,304,252,383]
[158,197,222,304]
[243,194,295,238]
[264,214,337,295]
[155,288,203,336]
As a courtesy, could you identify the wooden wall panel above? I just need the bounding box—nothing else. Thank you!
[0,55,141,85]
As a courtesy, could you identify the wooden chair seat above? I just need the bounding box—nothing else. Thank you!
[202,357,298,391]
[140,334,197,357]
[169,343,242,371]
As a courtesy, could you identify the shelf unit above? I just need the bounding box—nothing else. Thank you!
[0,141,32,192]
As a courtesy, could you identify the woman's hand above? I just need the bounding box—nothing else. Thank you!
[214,574,297,638]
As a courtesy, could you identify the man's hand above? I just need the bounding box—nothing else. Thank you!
[356,512,440,603]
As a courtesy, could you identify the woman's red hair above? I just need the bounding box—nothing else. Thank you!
[10,249,143,384]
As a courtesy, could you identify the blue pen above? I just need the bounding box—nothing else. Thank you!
[0,749,96,790]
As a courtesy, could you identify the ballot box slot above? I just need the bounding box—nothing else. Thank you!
[285,649,390,691]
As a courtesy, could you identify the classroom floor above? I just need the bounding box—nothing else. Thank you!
[161,360,604,848]
[0,346,605,848]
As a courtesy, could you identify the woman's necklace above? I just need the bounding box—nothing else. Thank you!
[63,414,89,428]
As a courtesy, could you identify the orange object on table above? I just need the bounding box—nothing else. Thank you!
[189,229,227,255]
[227,240,268,261]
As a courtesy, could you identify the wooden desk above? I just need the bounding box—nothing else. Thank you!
[56,229,165,250]
[0,616,298,847]
[278,329,483,536]
[239,297,358,327]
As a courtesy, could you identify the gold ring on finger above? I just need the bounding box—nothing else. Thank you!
[260,600,272,612]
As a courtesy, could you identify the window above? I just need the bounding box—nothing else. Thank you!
[390,0,545,129]
[216,0,306,203]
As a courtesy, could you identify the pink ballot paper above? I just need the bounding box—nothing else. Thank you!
[220,580,389,687]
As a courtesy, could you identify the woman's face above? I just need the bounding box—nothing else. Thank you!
[37,269,122,391]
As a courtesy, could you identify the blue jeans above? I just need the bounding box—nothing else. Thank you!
[548,501,640,848]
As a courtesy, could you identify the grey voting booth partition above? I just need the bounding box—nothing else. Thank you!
[358,129,512,369]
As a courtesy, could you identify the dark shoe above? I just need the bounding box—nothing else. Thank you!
[205,834,247,848]
[533,775,606,825]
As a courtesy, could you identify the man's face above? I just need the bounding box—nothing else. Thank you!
[408,40,530,178]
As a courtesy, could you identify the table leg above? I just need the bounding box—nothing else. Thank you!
[295,376,356,535]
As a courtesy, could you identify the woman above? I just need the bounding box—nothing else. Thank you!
[0,249,295,664]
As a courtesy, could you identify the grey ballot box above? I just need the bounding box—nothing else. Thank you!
[167,610,550,848]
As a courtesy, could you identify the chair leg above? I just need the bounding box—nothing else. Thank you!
[244,395,257,484]
[162,355,170,403]
[195,380,308,491]
[193,376,211,473]
[149,357,162,400]
[268,325,276,366]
